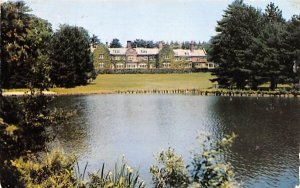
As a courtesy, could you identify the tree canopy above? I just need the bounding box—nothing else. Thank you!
[109,38,122,48]
[209,0,297,90]
[49,25,96,87]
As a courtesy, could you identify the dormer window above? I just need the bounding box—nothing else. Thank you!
[113,50,120,54]
[185,52,189,55]
[141,50,147,54]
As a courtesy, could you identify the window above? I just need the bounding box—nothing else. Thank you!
[99,63,104,68]
[185,52,189,55]
[113,50,120,54]
[115,56,120,60]
[163,63,171,68]
[164,55,169,60]
[99,54,104,60]
[128,56,133,60]
[141,50,147,54]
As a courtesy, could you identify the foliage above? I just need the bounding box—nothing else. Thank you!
[190,133,237,187]
[49,24,96,87]
[150,134,237,188]
[11,149,80,188]
[158,45,175,68]
[110,38,122,48]
[150,148,189,188]
[90,34,100,48]
[87,160,145,188]
[93,44,111,70]
[210,0,264,89]
[0,92,72,186]
[132,39,155,48]
[210,1,297,90]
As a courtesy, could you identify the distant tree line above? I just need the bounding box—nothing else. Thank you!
[108,38,208,49]
[209,0,300,90]
[1,1,96,88]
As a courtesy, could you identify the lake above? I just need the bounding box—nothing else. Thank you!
[52,95,300,187]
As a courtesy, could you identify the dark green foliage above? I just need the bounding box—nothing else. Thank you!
[132,39,155,48]
[210,1,297,90]
[210,0,264,89]
[90,34,100,48]
[1,1,53,89]
[49,25,96,87]
[110,38,122,48]
[1,1,33,88]
[263,2,285,23]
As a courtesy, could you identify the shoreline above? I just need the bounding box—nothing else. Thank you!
[3,89,300,98]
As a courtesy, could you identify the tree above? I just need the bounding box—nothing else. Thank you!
[49,25,96,87]
[90,34,100,48]
[256,3,289,90]
[109,38,122,48]
[1,1,53,89]
[1,1,33,88]
[286,15,300,87]
[209,0,264,89]
[263,2,285,23]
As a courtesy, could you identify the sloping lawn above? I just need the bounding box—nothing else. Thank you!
[51,73,215,94]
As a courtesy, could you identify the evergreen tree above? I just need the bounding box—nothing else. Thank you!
[109,38,122,48]
[90,34,100,48]
[259,3,289,89]
[49,25,95,87]
[210,0,264,88]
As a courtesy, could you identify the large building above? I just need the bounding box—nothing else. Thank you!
[92,41,215,71]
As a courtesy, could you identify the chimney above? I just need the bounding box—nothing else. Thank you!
[190,41,195,52]
[158,41,163,50]
[106,42,109,48]
[127,41,132,48]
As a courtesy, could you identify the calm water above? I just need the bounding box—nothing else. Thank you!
[52,95,300,188]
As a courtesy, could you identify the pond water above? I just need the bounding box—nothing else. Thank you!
[52,95,300,187]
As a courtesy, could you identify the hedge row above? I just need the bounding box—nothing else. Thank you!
[97,68,211,74]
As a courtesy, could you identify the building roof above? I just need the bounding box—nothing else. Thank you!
[108,47,206,57]
[135,48,159,55]
[108,48,127,55]
[173,49,206,57]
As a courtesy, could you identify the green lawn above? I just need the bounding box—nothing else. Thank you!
[51,73,214,94]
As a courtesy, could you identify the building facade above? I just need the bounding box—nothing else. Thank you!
[93,41,215,71]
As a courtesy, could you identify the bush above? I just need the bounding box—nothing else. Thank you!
[11,149,80,188]
[150,133,238,188]
[190,133,237,187]
[150,148,189,188]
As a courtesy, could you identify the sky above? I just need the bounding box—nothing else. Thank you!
[8,0,300,45]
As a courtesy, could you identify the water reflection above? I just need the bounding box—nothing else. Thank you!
[210,97,300,187]
[52,95,299,187]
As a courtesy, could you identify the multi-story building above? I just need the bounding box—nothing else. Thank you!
[92,41,215,71]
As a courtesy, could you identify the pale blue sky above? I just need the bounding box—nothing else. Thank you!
[15,0,300,44]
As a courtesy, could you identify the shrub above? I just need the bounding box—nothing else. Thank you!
[190,133,237,187]
[11,149,80,188]
[150,148,189,188]
[150,133,238,188]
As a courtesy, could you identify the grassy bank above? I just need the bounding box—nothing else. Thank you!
[4,73,215,95]
[4,73,298,97]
